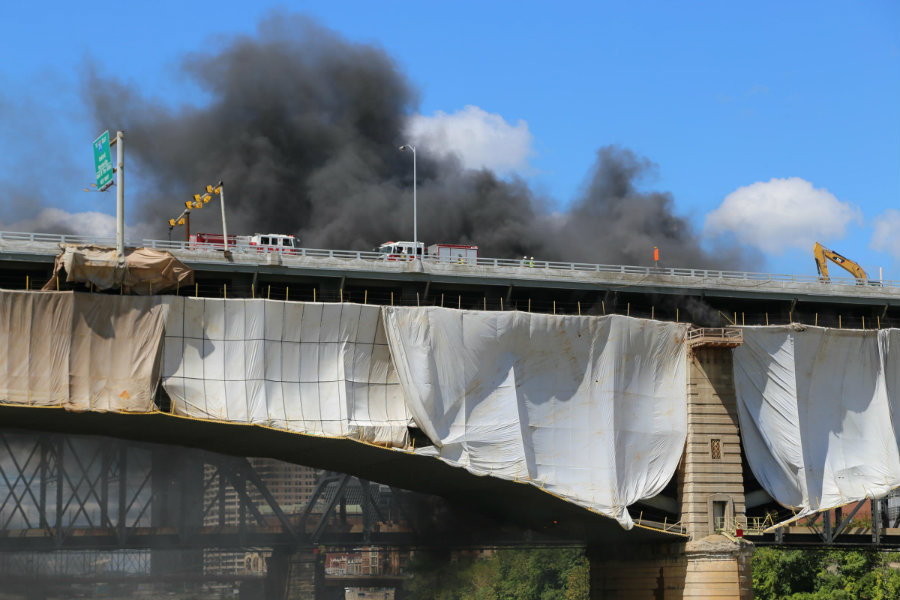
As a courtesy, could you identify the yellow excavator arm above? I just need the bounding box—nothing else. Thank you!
[813,242,868,282]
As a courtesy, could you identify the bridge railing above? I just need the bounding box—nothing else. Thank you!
[1,230,897,290]
[687,328,744,348]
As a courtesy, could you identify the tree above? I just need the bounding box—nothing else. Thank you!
[752,547,900,600]
[403,548,589,600]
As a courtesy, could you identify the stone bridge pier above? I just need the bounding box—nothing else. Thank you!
[589,333,754,599]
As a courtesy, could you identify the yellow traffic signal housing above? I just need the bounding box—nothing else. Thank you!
[185,201,192,209]
[206,184,214,194]
[168,218,176,227]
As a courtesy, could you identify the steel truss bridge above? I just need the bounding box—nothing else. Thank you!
[739,499,900,548]
[0,427,589,598]
[0,431,420,552]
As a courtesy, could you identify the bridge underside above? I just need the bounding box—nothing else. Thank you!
[0,405,680,547]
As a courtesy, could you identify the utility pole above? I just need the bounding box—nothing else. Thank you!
[399,144,417,258]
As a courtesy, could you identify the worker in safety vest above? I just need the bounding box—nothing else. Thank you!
[529,256,535,268]
[521,256,527,267]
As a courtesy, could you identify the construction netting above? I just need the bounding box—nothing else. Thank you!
[0,290,167,411]
[160,298,412,446]
[735,325,900,522]
[383,307,689,529]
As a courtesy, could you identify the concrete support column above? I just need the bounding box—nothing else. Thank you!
[677,342,753,599]
[266,550,290,600]
[277,547,325,600]
[150,447,204,576]
[588,543,688,598]
[678,346,746,539]
[683,537,753,600]
[588,539,754,599]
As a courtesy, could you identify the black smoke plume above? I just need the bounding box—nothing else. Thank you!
[85,13,746,269]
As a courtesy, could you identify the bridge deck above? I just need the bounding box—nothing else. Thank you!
[2,233,899,305]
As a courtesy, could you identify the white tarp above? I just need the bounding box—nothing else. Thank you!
[0,290,167,411]
[161,298,411,446]
[382,307,688,529]
[734,326,900,522]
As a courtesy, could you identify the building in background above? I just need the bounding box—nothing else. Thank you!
[203,458,319,577]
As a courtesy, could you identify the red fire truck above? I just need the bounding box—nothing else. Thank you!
[190,233,300,253]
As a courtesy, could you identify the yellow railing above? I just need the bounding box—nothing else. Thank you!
[687,327,744,347]
[633,512,688,536]
[714,514,775,536]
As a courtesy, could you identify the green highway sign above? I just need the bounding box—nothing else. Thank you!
[93,130,113,190]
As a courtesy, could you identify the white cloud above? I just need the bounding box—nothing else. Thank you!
[870,209,900,259]
[704,177,861,255]
[0,208,153,240]
[405,105,534,174]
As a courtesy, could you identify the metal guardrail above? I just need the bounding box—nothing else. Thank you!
[634,511,688,536]
[716,515,773,537]
[0,230,896,291]
[687,328,743,342]
[687,328,744,347]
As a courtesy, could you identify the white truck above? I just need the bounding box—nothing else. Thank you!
[376,241,478,263]
[377,241,425,260]
[427,243,479,264]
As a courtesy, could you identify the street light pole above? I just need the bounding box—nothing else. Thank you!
[399,144,417,258]
[217,181,228,258]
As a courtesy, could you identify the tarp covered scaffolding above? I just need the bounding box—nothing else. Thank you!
[383,307,689,529]
[0,290,167,411]
[735,325,900,524]
[160,298,413,446]
[0,290,692,529]
[43,244,193,294]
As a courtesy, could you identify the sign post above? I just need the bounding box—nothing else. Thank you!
[93,131,114,191]
[114,131,125,266]
[92,130,125,267]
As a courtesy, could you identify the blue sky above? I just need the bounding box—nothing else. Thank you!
[0,1,897,277]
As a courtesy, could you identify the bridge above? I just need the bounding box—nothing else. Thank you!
[3,231,900,599]
[2,230,899,323]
